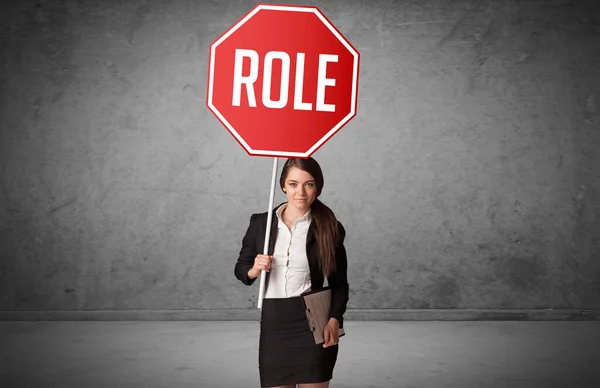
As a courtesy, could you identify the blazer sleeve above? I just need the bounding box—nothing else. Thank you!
[234,213,259,286]
[327,221,349,328]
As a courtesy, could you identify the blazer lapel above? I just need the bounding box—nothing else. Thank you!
[306,220,316,245]
[268,210,278,255]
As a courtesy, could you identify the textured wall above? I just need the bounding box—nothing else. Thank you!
[0,0,599,314]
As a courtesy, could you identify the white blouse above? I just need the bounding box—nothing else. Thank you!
[264,203,312,299]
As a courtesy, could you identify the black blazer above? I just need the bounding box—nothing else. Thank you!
[234,202,350,328]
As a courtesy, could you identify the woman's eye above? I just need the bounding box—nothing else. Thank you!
[306,183,314,187]
[290,183,296,187]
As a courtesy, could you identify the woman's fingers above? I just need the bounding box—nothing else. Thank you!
[254,255,273,271]
[323,327,330,347]
[262,255,272,270]
[322,326,338,348]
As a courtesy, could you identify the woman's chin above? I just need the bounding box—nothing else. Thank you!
[289,201,308,210]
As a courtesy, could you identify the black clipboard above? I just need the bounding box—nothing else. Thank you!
[300,287,346,345]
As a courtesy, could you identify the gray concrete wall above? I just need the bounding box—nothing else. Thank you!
[1,0,599,319]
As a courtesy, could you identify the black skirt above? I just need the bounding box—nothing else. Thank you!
[259,296,339,387]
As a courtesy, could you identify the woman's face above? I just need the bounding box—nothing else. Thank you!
[283,166,318,214]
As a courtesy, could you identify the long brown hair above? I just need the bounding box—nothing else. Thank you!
[280,157,339,277]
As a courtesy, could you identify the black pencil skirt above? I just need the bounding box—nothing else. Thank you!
[259,296,339,387]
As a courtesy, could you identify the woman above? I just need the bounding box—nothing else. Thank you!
[234,157,350,388]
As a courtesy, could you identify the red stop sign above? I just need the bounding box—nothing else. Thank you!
[207,4,360,158]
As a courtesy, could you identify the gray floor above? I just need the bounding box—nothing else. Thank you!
[1,321,599,388]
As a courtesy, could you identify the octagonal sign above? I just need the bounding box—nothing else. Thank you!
[206,4,360,158]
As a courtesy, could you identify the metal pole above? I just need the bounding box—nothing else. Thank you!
[257,157,278,309]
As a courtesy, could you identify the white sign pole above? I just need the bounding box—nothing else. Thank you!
[257,157,278,309]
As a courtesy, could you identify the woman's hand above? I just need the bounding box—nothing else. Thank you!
[248,254,273,279]
[322,318,340,348]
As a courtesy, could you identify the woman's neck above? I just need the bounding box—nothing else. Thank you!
[283,204,306,223]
